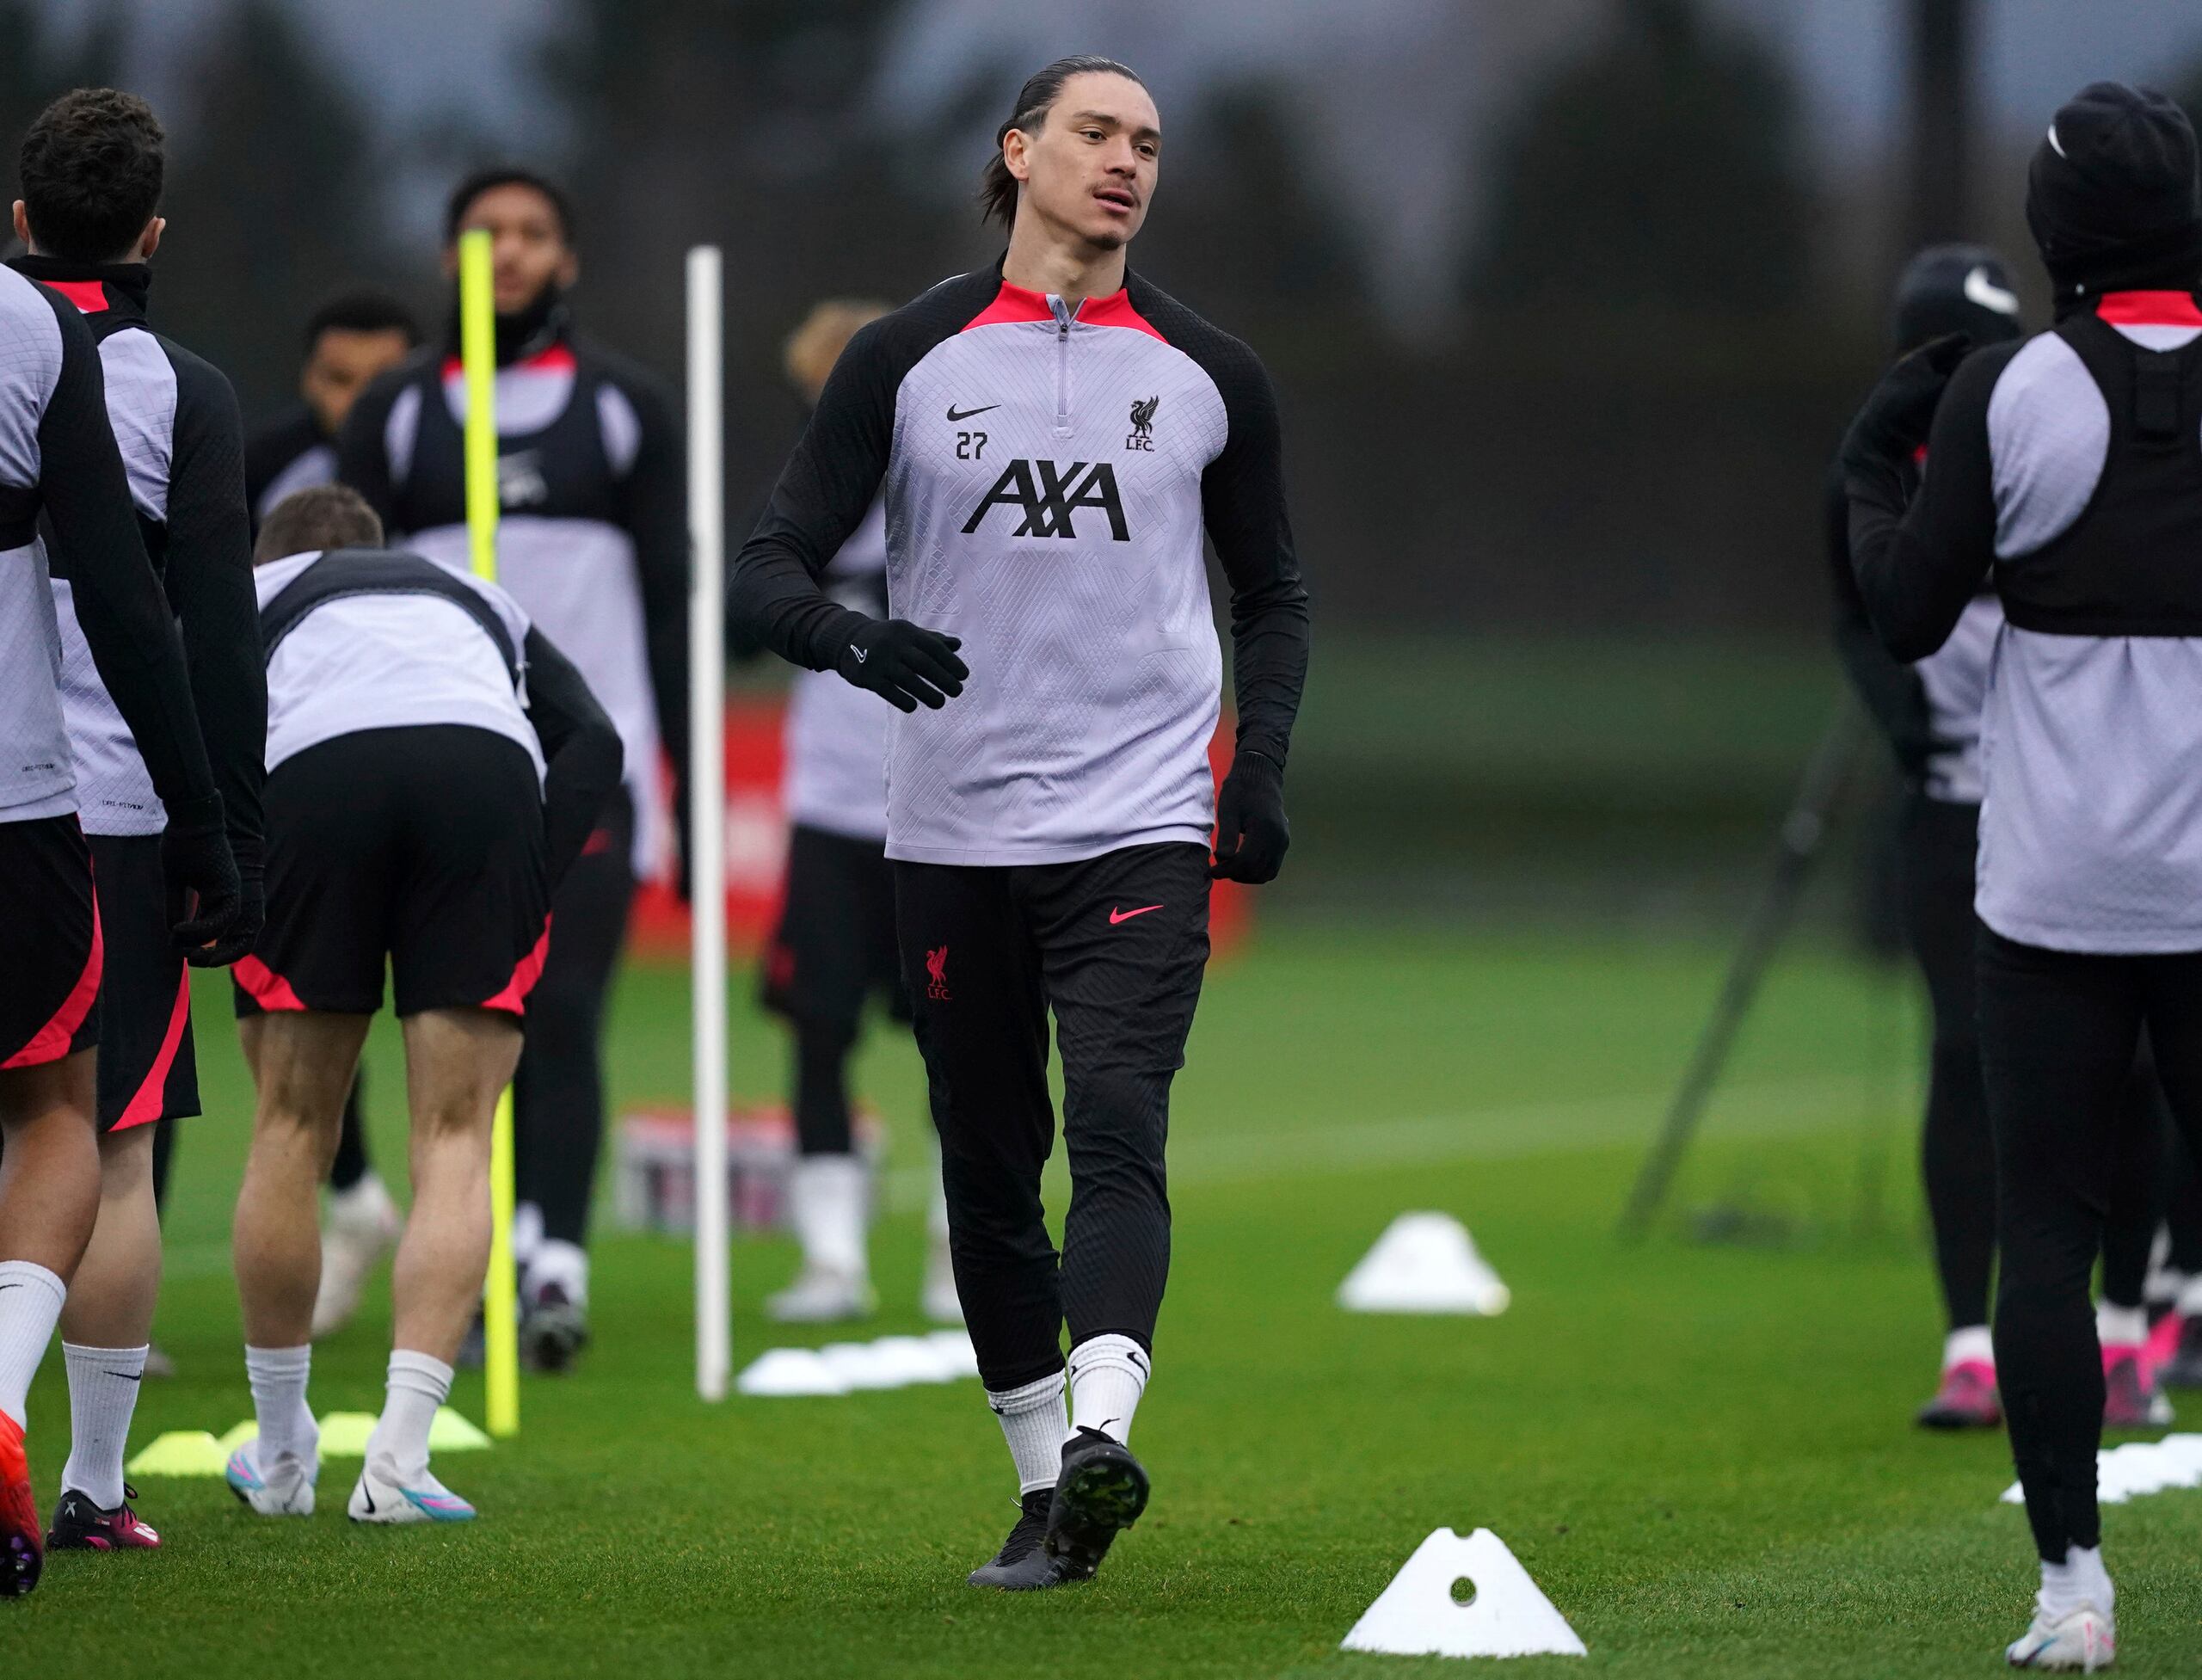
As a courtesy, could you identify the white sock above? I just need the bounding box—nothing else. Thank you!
[512,1201,544,1271]
[789,1155,869,1279]
[0,1260,66,1429]
[2039,1544,2115,1621]
[329,1171,395,1226]
[2179,1272,2202,1318]
[1067,1333,1150,1445]
[2096,1302,2147,1351]
[1944,1325,1994,1369]
[986,1369,1068,1495]
[59,1342,145,1507]
[366,1349,452,1481]
[526,1239,590,1309]
[244,1344,316,1465]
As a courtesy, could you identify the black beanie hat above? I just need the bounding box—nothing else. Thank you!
[1891,243,2025,352]
[2026,82,2202,301]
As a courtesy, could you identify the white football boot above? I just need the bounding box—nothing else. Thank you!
[2008,1603,2116,1671]
[349,1454,476,1524]
[225,1437,318,1517]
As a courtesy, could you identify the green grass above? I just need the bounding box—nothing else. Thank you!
[8,926,2199,1677]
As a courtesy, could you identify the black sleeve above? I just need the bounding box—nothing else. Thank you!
[522,626,625,889]
[335,366,409,532]
[1179,328,1310,770]
[1823,459,1934,778]
[36,290,218,815]
[606,365,691,849]
[163,344,266,875]
[1844,343,2009,662]
[726,317,896,671]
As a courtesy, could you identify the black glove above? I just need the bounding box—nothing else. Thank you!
[1210,749,1289,883]
[159,794,249,966]
[833,617,969,713]
[1842,331,1972,471]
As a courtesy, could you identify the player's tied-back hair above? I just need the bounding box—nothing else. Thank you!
[980,55,1147,231]
[19,88,164,265]
[256,484,384,565]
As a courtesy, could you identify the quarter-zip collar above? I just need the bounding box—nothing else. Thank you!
[9,255,152,324]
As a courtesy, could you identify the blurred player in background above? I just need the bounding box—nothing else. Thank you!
[244,289,421,1345]
[225,485,618,1524]
[1843,81,2202,1669]
[246,291,418,526]
[340,169,688,1372]
[1829,243,2181,1435]
[9,89,264,1556]
[0,115,244,1595]
[758,298,957,1326]
[733,57,1307,1591]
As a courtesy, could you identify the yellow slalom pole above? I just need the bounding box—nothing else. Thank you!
[459,229,520,1440]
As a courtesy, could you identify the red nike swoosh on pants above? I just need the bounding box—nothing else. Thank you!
[1109,905,1165,925]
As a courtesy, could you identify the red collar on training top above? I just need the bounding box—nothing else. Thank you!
[2095,291,2202,328]
[961,279,1166,342]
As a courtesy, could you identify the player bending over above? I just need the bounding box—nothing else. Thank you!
[225,485,618,1524]
[244,287,422,1342]
[6,88,266,1554]
[732,56,1308,1590]
[1844,82,2202,1671]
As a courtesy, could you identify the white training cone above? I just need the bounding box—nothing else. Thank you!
[1338,1213,1511,1315]
[1342,1528,1586,1660]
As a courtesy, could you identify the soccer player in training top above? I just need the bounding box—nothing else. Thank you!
[10,87,269,1554]
[1844,82,2202,1669]
[247,290,419,526]
[246,289,421,1343]
[340,169,688,1370]
[226,485,618,1523]
[732,56,1309,1590]
[0,121,245,1595]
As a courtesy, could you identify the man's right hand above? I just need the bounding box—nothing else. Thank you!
[834,618,969,712]
[159,793,251,966]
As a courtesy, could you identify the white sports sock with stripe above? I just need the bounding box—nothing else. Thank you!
[1067,1333,1150,1445]
[60,1342,145,1507]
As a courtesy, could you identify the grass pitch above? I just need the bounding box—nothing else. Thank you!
[7,923,2200,1677]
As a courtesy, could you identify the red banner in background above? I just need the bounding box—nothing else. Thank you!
[628,701,1252,960]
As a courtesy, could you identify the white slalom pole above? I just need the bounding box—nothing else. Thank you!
[687,245,730,1400]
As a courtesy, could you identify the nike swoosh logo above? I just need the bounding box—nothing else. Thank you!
[1964,266,2020,317]
[360,1481,376,1514]
[851,644,868,663]
[103,1371,143,1383]
[1109,904,1165,925]
[946,404,999,422]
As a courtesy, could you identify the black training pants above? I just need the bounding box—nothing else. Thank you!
[1899,796,1999,1332]
[1977,931,2202,1561]
[895,842,1210,1393]
[514,788,636,1249]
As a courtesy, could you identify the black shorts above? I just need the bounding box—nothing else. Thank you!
[0,813,100,1069]
[760,824,908,1035]
[235,726,550,1020]
[87,833,197,1130]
